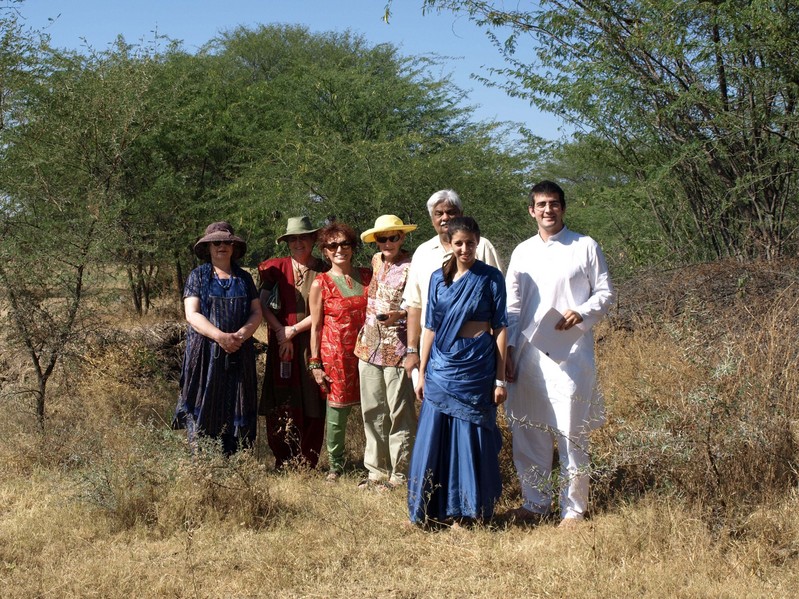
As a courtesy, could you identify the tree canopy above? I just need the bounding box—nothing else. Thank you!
[420,0,799,261]
[0,20,537,423]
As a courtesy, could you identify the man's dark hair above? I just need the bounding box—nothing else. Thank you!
[529,180,566,209]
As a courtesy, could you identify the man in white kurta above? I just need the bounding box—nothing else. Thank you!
[402,189,502,375]
[505,180,614,526]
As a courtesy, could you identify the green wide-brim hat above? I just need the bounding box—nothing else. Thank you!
[277,216,320,243]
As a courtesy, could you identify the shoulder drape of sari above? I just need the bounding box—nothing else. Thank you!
[423,261,508,427]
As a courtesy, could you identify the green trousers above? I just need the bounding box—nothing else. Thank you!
[326,404,354,473]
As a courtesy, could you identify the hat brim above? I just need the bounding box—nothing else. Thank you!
[194,234,247,260]
[277,229,319,243]
[361,224,417,243]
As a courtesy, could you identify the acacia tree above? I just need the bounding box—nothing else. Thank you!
[0,35,176,425]
[417,0,799,260]
[203,25,535,260]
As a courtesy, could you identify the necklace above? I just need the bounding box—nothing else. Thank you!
[293,259,310,288]
[215,272,232,290]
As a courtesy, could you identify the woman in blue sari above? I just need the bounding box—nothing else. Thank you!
[407,216,508,526]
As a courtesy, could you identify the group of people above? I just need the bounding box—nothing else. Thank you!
[172,180,615,529]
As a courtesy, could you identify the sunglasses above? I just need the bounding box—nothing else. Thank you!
[323,241,353,251]
[212,240,234,246]
[375,234,401,243]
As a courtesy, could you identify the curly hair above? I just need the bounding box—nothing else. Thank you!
[317,221,358,251]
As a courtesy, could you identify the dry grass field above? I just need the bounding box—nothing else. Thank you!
[1,259,798,598]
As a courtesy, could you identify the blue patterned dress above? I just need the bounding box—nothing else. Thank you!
[173,262,259,450]
[407,260,508,523]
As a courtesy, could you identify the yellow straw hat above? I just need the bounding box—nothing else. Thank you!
[360,215,417,243]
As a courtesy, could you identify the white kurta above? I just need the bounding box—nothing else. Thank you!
[402,235,502,328]
[505,227,614,435]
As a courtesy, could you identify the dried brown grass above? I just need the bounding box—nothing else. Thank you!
[1,259,798,597]
[592,259,799,528]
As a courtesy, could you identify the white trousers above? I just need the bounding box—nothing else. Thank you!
[358,361,417,483]
[510,419,590,519]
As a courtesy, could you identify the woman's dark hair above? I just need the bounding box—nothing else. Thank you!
[442,216,481,285]
[317,222,358,252]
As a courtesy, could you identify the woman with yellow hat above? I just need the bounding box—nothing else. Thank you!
[353,215,418,490]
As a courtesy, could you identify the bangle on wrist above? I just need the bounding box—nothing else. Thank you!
[307,358,323,371]
[406,347,419,355]
[291,325,298,335]
[495,379,507,388]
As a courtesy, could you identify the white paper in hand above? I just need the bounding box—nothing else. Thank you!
[411,368,419,389]
[530,308,584,363]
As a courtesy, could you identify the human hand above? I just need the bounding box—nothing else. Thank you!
[505,353,516,383]
[378,309,406,327]
[414,376,425,401]
[278,338,294,360]
[494,386,507,406]
[556,310,583,331]
[217,331,243,353]
[312,368,331,392]
[404,352,420,378]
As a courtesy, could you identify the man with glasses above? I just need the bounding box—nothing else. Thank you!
[402,189,502,377]
[504,180,615,528]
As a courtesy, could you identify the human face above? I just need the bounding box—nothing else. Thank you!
[375,230,404,262]
[322,236,353,266]
[450,230,478,268]
[529,192,565,238]
[210,240,233,264]
[431,202,462,237]
[285,233,314,261]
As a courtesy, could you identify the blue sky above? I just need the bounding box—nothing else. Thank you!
[18,0,567,140]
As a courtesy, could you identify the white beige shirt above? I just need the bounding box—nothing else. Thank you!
[403,234,502,328]
[505,226,614,433]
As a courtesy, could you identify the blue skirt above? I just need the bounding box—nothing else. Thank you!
[407,400,503,523]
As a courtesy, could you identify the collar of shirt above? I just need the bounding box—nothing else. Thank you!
[539,226,569,245]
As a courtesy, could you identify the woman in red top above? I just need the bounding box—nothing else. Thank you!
[309,222,372,481]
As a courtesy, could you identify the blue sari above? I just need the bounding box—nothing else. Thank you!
[408,261,507,523]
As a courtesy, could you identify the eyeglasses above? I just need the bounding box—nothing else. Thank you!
[323,241,353,251]
[212,240,234,246]
[375,234,401,243]
[533,201,563,212]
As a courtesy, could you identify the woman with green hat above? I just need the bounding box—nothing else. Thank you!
[257,216,329,469]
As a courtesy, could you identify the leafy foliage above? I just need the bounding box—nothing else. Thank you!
[421,0,799,260]
[0,20,536,426]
